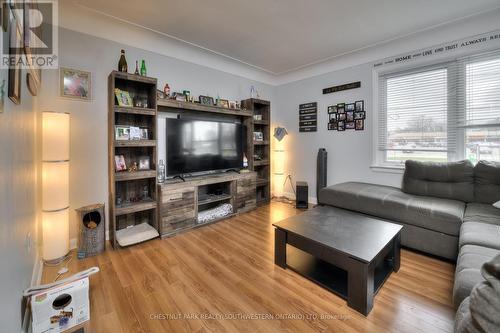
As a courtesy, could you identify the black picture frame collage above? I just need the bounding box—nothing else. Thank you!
[327,100,365,131]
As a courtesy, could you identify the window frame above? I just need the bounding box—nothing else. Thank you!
[372,50,500,170]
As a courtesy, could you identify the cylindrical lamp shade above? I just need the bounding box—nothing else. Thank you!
[42,111,70,262]
[42,161,69,211]
[42,209,70,261]
[42,112,70,161]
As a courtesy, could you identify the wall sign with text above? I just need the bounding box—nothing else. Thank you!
[373,30,500,69]
[322,81,361,95]
[299,102,317,132]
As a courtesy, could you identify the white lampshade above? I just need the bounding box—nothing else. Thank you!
[42,161,69,211]
[42,111,70,262]
[42,112,70,161]
[42,209,70,261]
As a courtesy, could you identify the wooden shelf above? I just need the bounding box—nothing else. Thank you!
[256,178,269,186]
[158,98,253,117]
[254,160,270,166]
[115,170,156,181]
[115,200,157,216]
[254,120,269,125]
[111,70,157,85]
[245,98,270,106]
[254,141,269,146]
[195,213,237,227]
[109,70,158,249]
[115,140,156,147]
[198,194,232,206]
[114,105,156,116]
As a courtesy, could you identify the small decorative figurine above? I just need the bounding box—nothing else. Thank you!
[163,84,170,98]
[128,162,138,172]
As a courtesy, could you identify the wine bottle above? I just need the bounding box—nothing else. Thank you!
[140,60,147,76]
[118,49,128,72]
[134,60,139,75]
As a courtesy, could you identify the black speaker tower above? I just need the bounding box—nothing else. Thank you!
[317,148,328,199]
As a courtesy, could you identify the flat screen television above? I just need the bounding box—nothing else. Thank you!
[166,117,244,176]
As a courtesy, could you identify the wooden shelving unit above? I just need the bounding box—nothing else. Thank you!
[241,98,271,206]
[108,71,159,248]
[158,98,253,117]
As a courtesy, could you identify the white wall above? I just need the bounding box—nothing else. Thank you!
[0,68,38,331]
[38,28,274,241]
[274,63,403,202]
[273,13,500,203]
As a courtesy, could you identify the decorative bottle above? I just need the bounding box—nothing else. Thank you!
[163,84,170,98]
[158,159,166,183]
[134,60,139,75]
[140,60,147,76]
[118,49,128,72]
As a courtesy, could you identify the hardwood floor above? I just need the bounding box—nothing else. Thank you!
[42,202,456,333]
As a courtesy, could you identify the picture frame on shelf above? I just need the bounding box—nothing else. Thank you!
[355,100,364,111]
[253,131,264,141]
[115,155,127,172]
[355,119,365,130]
[199,95,214,106]
[253,114,262,121]
[229,100,237,109]
[129,126,142,140]
[60,67,91,100]
[173,92,186,102]
[114,88,132,106]
[140,127,148,140]
[218,99,229,108]
[115,126,130,140]
[354,111,366,120]
[138,156,150,170]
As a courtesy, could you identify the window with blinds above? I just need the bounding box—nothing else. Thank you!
[379,67,449,163]
[463,55,500,162]
[377,50,500,165]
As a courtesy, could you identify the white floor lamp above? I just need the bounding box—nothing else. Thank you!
[42,111,70,263]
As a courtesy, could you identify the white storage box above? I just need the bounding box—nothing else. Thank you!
[31,277,90,333]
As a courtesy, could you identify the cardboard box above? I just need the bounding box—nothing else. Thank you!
[31,278,90,333]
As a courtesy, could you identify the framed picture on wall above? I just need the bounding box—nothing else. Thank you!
[8,17,22,105]
[355,100,364,111]
[60,67,91,100]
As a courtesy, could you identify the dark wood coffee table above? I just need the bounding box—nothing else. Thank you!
[273,206,402,315]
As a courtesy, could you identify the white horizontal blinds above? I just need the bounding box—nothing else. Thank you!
[459,51,500,127]
[459,50,500,162]
[378,67,449,153]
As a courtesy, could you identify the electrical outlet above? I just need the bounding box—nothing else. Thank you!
[25,232,32,253]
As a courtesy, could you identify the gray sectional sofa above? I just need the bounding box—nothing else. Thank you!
[317,160,500,311]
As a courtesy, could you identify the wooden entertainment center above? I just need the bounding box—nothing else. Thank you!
[108,71,270,247]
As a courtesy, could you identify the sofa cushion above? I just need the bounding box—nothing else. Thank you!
[459,222,500,250]
[464,203,500,226]
[402,160,474,202]
[456,245,500,275]
[318,182,465,236]
[454,297,470,332]
[453,268,484,309]
[474,160,500,204]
